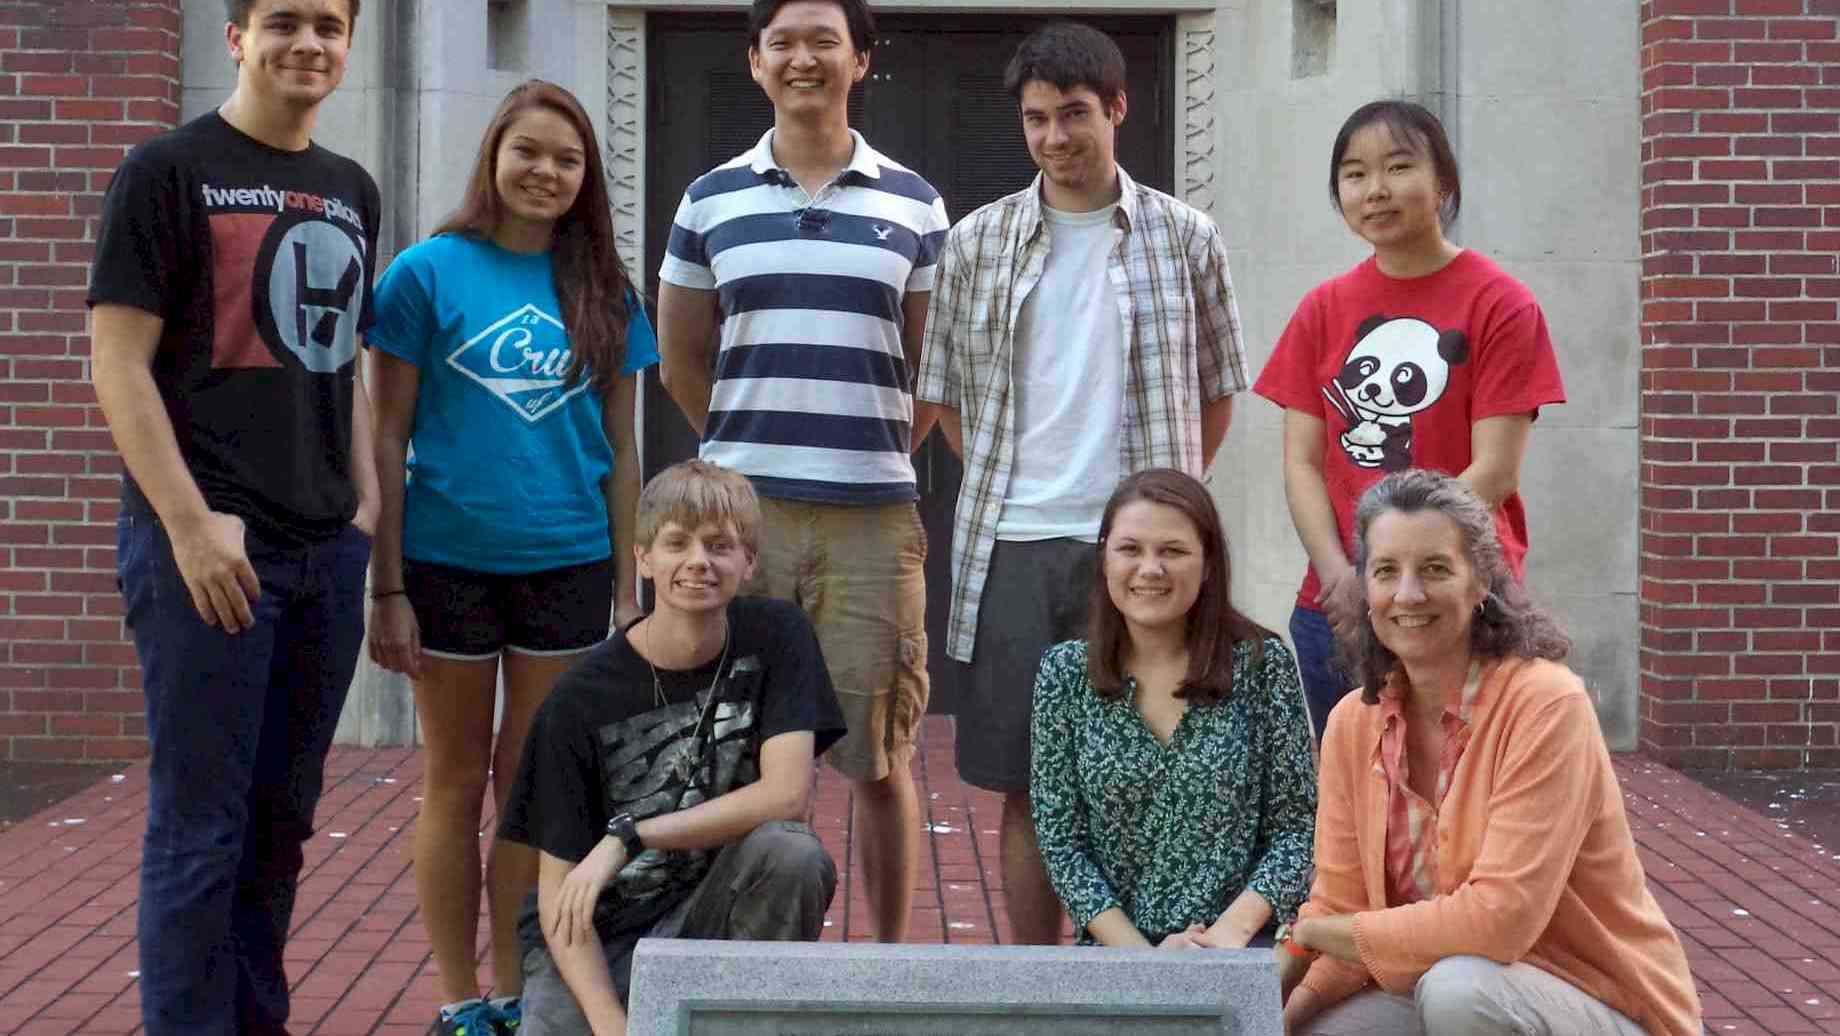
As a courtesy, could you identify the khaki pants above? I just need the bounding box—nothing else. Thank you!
[746,499,928,781]
[1301,956,1648,1036]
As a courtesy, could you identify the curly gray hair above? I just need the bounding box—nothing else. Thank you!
[1344,469,1571,703]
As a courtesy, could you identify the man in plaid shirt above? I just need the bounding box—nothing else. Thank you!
[913,21,1249,945]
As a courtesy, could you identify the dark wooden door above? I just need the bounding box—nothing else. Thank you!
[642,15,1174,713]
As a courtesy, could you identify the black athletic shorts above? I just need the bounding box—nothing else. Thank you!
[402,556,614,659]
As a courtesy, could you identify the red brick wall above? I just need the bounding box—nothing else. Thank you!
[0,2,179,763]
[1639,0,1840,769]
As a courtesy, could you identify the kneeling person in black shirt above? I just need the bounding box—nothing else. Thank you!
[499,459,847,1036]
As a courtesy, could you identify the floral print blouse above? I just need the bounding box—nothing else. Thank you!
[1029,636,1317,943]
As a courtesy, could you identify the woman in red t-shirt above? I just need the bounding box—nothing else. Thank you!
[1252,100,1565,740]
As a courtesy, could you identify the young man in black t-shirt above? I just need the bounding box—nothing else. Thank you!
[500,460,846,1036]
[85,3,379,1035]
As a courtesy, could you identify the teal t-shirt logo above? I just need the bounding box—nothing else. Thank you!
[445,302,588,422]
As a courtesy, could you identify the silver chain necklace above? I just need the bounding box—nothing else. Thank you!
[642,616,730,784]
[643,616,730,712]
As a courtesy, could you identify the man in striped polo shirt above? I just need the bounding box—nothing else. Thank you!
[656,0,948,944]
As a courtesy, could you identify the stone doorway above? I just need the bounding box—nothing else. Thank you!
[635,14,1176,711]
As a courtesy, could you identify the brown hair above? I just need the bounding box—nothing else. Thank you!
[1086,469,1269,705]
[435,80,633,394]
[636,460,763,557]
[1004,21,1127,113]
[227,0,361,29]
[1344,470,1572,703]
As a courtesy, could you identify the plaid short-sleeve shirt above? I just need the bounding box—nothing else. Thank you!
[915,167,1249,662]
[1376,660,1485,906]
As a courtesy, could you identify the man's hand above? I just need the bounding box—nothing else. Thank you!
[91,306,264,634]
[545,837,627,949]
[352,496,379,537]
[367,595,422,677]
[169,511,261,633]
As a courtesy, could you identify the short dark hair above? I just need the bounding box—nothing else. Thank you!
[1003,21,1126,111]
[227,1,362,30]
[748,0,875,54]
[1085,469,1270,706]
[1329,99,1462,226]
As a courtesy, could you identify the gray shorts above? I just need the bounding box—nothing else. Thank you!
[953,538,1096,793]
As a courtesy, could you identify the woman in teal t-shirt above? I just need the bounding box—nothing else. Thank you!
[366,80,658,1036]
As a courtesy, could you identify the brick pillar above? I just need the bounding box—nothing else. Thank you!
[1639,0,1840,769]
[0,2,179,763]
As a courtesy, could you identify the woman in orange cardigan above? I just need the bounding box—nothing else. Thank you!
[1279,470,1701,1036]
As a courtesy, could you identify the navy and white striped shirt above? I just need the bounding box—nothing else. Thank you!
[660,129,949,504]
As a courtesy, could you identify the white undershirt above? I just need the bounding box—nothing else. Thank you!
[996,203,1126,542]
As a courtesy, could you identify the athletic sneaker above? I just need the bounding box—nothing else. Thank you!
[491,998,521,1033]
[432,999,499,1036]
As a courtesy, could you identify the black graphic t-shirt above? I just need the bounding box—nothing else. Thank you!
[499,596,846,952]
[87,112,382,545]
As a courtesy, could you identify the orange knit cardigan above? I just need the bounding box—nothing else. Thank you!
[1296,657,1702,1036]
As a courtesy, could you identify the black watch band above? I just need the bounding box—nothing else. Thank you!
[605,812,643,857]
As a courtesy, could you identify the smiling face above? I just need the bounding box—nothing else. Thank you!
[1019,80,1124,208]
[637,519,756,619]
[1363,508,1488,669]
[227,0,352,111]
[1103,500,1207,638]
[749,0,868,122]
[492,106,587,239]
[1335,122,1448,255]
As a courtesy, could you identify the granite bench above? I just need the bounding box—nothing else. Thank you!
[626,938,1282,1035]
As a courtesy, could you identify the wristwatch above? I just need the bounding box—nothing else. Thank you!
[605,812,644,858]
[1274,922,1313,959]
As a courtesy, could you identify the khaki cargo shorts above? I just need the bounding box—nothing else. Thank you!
[745,498,928,782]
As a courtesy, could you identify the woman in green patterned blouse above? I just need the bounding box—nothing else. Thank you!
[1030,468,1318,948]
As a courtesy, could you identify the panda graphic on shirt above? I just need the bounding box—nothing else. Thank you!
[1321,314,1471,471]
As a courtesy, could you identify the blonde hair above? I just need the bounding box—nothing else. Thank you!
[635,460,762,555]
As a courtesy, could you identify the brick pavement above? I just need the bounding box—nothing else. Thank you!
[0,715,1835,1034]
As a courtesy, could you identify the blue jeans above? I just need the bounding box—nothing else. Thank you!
[118,514,370,1036]
[1289,605,1354,744]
